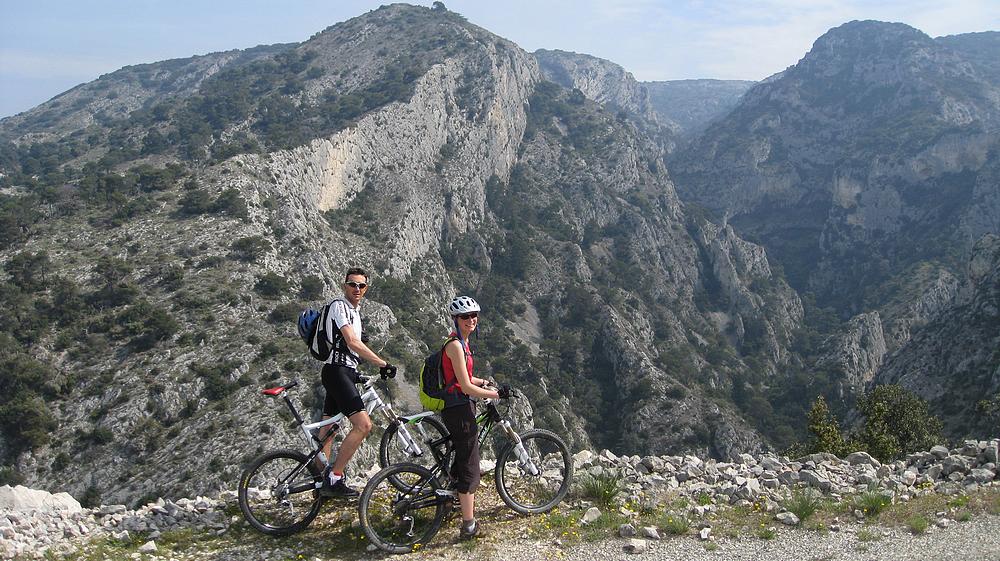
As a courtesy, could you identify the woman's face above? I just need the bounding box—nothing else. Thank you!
[454,311,479,333]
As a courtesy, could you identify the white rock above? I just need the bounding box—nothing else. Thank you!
[640,526,661,540]
[623,538,647,554]
[582,507,602,524]
[776,512,800,526]
[698,527,712,540]
[138,540,157,553]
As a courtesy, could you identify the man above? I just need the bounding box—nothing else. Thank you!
[319,267,394,498]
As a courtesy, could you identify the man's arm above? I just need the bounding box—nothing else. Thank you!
[340,324,387,368]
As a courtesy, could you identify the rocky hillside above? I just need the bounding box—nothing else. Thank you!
[0,3,801,506]
[644,79,755,139]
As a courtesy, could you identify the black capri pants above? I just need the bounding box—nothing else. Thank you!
[441,401,481,494]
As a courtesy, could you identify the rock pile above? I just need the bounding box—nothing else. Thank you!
[2,439,997,558]
[0,485,235,559]
[573,439,999,511]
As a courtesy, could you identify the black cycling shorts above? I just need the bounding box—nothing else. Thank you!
[441,401,481,494]
[322,364,364,419]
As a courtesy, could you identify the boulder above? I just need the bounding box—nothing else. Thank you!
[776,512,800,526]
[0,486,82,513]
[623,539,647,554]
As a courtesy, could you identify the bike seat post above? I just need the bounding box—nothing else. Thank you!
[283,393,304,425]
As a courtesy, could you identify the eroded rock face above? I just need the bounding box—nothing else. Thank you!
[876,234,1000,436]
[534,49,657,123]
[818,311,887,393]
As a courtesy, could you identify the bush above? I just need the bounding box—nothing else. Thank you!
[579,469,624,507]
[255,272,289,298]
[299,274,324,300]
[267,302,300,324]
[854,385,943,462]
[783,488,823,522]
[804,396,848,457]
[229,236,271,262]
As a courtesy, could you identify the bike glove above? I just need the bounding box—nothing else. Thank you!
[497,384,512,400]
[379,364,397,378]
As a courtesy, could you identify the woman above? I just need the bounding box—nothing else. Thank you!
[440,295,507,539]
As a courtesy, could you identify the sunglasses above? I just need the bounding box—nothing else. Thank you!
[345,281,368,289]
[456,312,478,320]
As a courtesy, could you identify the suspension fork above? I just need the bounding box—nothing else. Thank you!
[499,419,539,476]
[376,401,424,457]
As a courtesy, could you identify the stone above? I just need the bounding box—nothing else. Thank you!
[942,456,970,476]
[984,443,999,465]
[901,471,918,486]
[582,507,601,524]
[799,469,832,492]
[846,451,881,468]
[0,486,82,513]
[776,512,799,526]
[698,527,712,541]
[619,523,636,537]
[640,526,660,540]
[623,539,647,554]
[969,468,996,484]
[573,450,595,467]
[926,464,944,480]
[930,445,950,459]
[137,541,157,554]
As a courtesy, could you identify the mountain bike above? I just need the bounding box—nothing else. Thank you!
[238,369,448,536]
[357,386,573,553]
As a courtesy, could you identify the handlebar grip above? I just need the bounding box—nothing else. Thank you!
[380,364,397,379]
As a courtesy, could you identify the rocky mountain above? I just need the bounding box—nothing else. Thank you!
[533,49,659,124]
[0,3,799,505]
[644,79,755,139]
[672,22,1000,312]
[669,21,1000,434]
[876,234,1000,436]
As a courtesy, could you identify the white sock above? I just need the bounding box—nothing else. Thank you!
[328,471,343,485]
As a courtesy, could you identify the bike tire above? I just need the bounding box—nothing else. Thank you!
[238,449,324,536]
[358,462,449,553]
[494,429,573,515]
[378,415,451,480]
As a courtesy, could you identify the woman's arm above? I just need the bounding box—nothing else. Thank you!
[445,341,499,400]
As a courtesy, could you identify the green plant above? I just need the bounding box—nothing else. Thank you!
[907,514,929,534]
[854,384,943,462]
[784,487,823,522]
[579,469,625,507]
[857,528,881,542]
[659,513,690,535]
[695,492,713,506]
[854,487,891,518]
[956,510,972,522]
[756,524,776,539]
[704,541,719,551]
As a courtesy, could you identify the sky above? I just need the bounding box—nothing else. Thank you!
[2,0,999,119]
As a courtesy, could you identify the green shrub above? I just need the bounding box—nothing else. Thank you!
[255,272,289,298]
[267,302,300,324]
[229,236,271,262]
[854,385,943,462]
[853,487,891,518]
[907,514,929,534]
[784,488,823,522]
[299,274,324,299]
[579,469,624,507]
[660,513,690,535]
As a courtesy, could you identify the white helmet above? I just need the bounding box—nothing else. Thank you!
[448,296,481,316]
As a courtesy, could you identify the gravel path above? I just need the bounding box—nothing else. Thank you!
[396,514,1000,561]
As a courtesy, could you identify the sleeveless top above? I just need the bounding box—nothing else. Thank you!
[441,333,473,408]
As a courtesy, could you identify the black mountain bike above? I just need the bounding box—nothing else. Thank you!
[357,387,573,553]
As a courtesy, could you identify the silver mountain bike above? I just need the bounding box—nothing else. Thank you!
[238,369,448,536]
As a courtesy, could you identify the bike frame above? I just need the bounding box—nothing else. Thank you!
[268,375,429,486]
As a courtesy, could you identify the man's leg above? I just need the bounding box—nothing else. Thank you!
[330,410,372,474]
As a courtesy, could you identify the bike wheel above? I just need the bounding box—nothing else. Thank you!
[495,429,573,515]
[238,449,324,536]
[358,463,449,553]
[379,416,451,490]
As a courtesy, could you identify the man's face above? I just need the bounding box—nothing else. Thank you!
[342,274,368,305]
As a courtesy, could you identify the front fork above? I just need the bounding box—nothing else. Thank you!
[499,420,539,476]
[379,405,425,458]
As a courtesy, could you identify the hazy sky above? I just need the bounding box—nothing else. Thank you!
[2,0,998,118]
